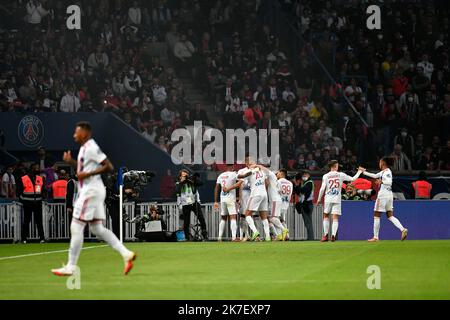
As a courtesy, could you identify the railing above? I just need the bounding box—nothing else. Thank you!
[0,202,324,242]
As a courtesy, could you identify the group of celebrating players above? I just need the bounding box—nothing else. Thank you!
[214,156,408,243]
[214,157,293,242]
[50,121,408,277]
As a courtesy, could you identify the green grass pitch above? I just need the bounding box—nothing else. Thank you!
[0,240,449,300]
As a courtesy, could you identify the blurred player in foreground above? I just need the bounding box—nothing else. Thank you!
[317,160,363,242]
[360,157,408,242]
[51,121,136,276]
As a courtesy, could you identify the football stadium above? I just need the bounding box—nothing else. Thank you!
[0,0,449,304]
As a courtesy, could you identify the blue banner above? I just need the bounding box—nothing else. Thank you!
[339,201,450,240]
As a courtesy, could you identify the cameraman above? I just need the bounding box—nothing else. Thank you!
[293,170,315,241]
[102,171,121,238]
[176,169,208,241]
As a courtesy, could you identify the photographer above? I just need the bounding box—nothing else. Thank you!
[342,184,362,201]
[103,171,121,238]
[148,205,167,231]
[176,169,208,241]
[293,170,315,241]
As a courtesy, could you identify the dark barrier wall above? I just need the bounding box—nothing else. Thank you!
[0,112,183,198]
[339,201,450,240]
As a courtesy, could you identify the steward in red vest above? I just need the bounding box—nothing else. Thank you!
[352,177,372,190]
[52,170,68,201]
[18,163,46,242]
[412,171,432,199]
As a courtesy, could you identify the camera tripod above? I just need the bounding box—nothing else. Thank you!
[189,222,206,242]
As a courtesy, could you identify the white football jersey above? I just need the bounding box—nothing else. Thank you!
[241,167,267,198]
[216,171,238,202]
[278,178,293,210]
[266,170,282,202]
[363,169,393,199]
[77,138,107,192]
[319,171,361,203]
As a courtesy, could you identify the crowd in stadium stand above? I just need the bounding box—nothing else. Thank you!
[0,0,449,172]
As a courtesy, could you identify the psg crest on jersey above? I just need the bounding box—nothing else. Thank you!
[17,115,44,148]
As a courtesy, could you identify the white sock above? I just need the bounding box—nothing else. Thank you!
[271,217,286,232]
[373,217,380,239]
[270,222,279,236]
[89,222,131,259]
[262,219,270,239]
[323,218,330,236]
[240,217,249,238]
[332,220,339,237]
[218,219,226,240]
[230,219,237,240]
[388,216,405,231]
[68,219,86,267]
[245,215,258,233]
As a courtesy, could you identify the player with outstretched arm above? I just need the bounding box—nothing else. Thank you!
[360,157,408,242]
[316,160,363,242]
[51,121,136,276]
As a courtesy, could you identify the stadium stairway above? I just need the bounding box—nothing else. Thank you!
[142,41,218,124]
[178,78,219,125]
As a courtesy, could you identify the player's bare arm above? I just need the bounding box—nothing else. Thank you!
[223,180,243,193]
[237,171,252,179]
[214,183,220,209]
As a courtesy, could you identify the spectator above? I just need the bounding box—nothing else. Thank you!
[418,147,439,171]
[25,0,49,25]
[417,54,434,81]
[151,78,167,106]
[87,45,110,72]
[152,0,172,30]
[128,1,142,26]
[173,34,195,71]
[1,165,16,199]
[124,67,142,97]
[60,88,80,112]
[393,128,415,161]
[192,103,209,124]
[391,144,412,171]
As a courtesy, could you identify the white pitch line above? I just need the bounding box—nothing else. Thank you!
[0,245,108,261]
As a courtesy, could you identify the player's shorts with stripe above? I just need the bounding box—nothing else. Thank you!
[374,196,393,212]
[73,188,106,222]
[247,195,269,212]
[270,200,282,217]
[323,201,342,215]
[220,201,237,216]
